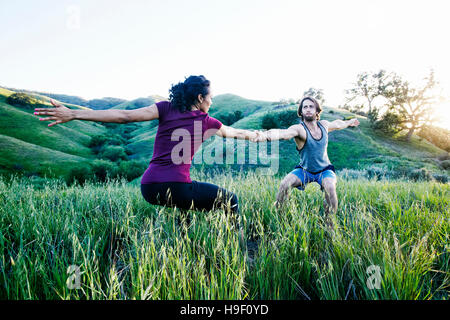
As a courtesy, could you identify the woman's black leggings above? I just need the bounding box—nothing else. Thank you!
[140,180,239,214]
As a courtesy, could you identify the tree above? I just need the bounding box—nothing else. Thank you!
[6,93,40,110]
[98,145,128,162]
[117,160,148,181]
[384,70,442,141]
[91,159,118,182]
[418,125,450,152]
[302,88,325,106]
[373,111,404,135]
[344,70,390,115]
[261,110,298,129]
[216,110,244,126]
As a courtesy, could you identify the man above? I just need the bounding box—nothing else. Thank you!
[254,97,359,228]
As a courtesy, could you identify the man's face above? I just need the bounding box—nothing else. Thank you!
[302,99,317,121]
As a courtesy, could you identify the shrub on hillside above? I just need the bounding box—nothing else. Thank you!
[366,165,387,180]
[261,113,278,130]
[67,164,93,185]
[6,93,38,110]
[98,145,128,162]
[437,153,450,161]
[261,110,298,129]
[407,168,434,181]
[216,110,244,126]
[91,159,118,182]
[12,163,24,172]
[418,126,450,152]
[433,173,448,183]
[439,160,450,170]
[89,134,126,153]
[373,111,404,135]
[117,160,148,181]
[338,169,367,180]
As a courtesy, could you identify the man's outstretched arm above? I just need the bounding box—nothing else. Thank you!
[321,118,360,132]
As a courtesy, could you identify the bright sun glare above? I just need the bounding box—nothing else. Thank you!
[433,101,450,130]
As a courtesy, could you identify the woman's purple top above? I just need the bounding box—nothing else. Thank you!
[141,101,223,184]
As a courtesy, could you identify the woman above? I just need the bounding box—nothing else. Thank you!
[34,75,261,218]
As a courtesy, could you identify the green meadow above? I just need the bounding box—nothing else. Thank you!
[0,171,448,300]
[0,86,448,300]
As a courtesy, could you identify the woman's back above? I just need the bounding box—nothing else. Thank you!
[141,101,222,184]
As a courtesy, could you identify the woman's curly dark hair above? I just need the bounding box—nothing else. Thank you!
[169,75,211,112]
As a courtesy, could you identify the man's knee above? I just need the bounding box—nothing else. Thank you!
[280,174,301,190]
[322,178,337,196]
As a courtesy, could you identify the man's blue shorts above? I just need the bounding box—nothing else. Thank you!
[289,165,337,191]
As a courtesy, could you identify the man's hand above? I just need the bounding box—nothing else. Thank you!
[250,130,267,142]
[348,118,360,127]
[34,99,75,127]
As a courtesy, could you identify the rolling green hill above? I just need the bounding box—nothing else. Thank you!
[0,88,107,179]
[208,94,275,119]
[0,134,91,178]
[110,95,166,110]
[0,87,448,183]
[0,86,126,110]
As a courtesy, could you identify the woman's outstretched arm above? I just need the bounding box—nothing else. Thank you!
[34,99,158,127]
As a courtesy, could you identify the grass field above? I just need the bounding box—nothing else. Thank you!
[0,171,448,300]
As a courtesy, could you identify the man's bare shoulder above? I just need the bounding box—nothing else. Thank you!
[289,123,306,139]
[319,119,330,126]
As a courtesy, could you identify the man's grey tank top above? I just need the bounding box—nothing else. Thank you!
[296,121,332,173]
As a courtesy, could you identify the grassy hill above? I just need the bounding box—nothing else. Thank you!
[208,94,275,119]
[0,86,126,110]
[0,88,107,179]
[0,134,92,178]
[110,95,166,111]
[0,87,448,183]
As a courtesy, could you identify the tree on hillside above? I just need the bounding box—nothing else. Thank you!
[384,70,443,141]
[216,110,244,126]
[418,125,450,152]
[6,93,39,109]
[262,110,298,129]
[99,145,128,162]
[344,70,390,115]
[302,88,325,106]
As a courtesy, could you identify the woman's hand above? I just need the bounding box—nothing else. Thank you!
[34,99,75,127]
[250,130,268,142]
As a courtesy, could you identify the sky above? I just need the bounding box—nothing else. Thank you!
[1,0,449,127]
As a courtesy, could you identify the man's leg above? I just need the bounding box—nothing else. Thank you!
[321,176,338,228]
[275,173,303,210]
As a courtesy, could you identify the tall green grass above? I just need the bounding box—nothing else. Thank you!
[0,172,448,299]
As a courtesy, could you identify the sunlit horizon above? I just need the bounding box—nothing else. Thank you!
[1,0,448,129]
